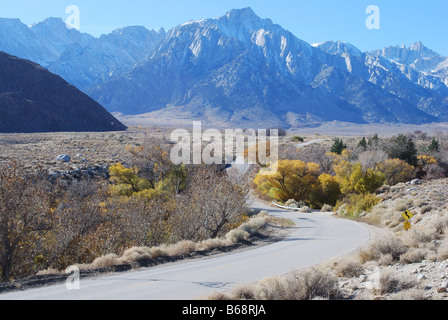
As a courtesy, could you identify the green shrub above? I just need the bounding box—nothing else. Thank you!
[330,138,347,155]
[386,134,418,166]
[292,136,304,143]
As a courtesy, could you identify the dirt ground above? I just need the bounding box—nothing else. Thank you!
[0,126,336,174]
[0,127,172,173]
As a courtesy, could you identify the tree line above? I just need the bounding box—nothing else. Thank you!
[255,132,448,215]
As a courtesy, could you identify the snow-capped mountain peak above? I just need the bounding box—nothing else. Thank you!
[215,8,276,42]
[313,41,362,57]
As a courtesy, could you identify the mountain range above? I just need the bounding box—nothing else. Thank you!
[1,8,447,128]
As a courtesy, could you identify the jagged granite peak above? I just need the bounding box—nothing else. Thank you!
[0,17,56,66]
[216,7,312,55]
[47,24,166,90]
[225,7,260,20]
[30,17,94,60]
[217,7,273,36]
[153,7,318,84]
[30,16,68,31]
[374,41,440,60]
[0,17,93,67]
[313,41,362,57]
[31,17,94,43]
[101,26,166,60]
[0,51,126,133]
[371,41,446,72]
[103,25,166,43]
[0,17,164,89]
[410,41,434,54]
[433,57,448,78]
[366,41,448,93]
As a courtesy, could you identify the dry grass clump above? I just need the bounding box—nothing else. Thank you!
[375,270,417,295]
[225,229,251,244]
[254,277,298,300]
[215,268,341,300]
[401,227,438,249]
[430,216,448,236]
[413,199,428,208]
[263,215,295,228]
[365,200,409,229]
[400,248,430,264]
[88,253,121,269]
[36,268,64,276]
[436,237,448,261]
[261,268,341,300]
[228,285,258,300]
[162,240,198,257]
[420,205,433,215]
[391,289,428,300]
[321,204,333,212]
[238,216,268,235]
[394,199,414,212]
[300,206,311,213]
[359,236,408,264]
[333,259,365,278]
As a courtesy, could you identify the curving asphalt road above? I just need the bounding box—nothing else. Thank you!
[0,199,371,300]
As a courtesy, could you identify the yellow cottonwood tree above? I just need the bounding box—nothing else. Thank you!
[109,163,152,197]
[335,162,385,195]
[376,158,415,186]
[309,173,341,208]
[254,159,320,202]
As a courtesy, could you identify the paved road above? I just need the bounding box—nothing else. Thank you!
[0,200,371,300]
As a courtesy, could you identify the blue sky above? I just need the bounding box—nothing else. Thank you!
[1,0,447,55]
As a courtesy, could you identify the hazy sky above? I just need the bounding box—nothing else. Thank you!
[1,0,447,55]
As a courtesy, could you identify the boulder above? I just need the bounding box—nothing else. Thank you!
[56,154,71,162]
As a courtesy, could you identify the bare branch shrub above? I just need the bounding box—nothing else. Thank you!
[296,146,335,174]
[175,165,249,240]
[46,179,119,269]
[358,149,388,171]
[0,162,51,281]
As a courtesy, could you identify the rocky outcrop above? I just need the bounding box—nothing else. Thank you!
[48,164,110,181]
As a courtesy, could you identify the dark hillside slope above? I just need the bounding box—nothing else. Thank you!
[0,52,126,133]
